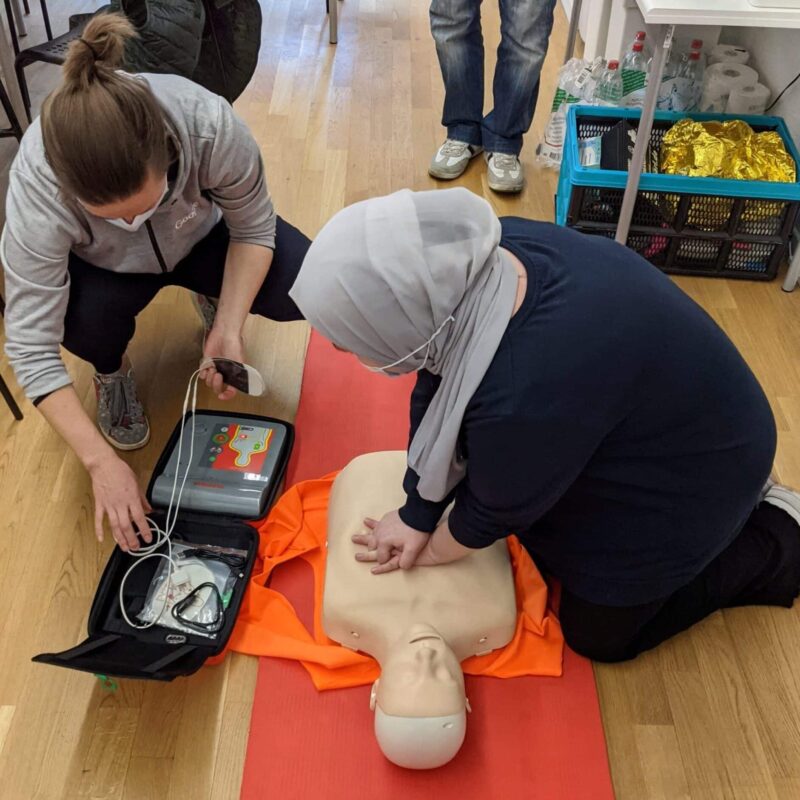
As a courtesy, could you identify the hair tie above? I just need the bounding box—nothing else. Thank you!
[78,38,100,60]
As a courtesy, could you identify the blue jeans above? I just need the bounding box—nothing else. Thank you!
[430,0,556,155]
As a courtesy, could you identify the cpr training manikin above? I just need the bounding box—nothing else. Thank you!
[322,451,517,769]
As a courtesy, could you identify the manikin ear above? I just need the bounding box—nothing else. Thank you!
[370,680,380,711]
[466,697,472,713]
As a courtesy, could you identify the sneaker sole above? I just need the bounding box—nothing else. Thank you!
[763,486,800,527]
[99,424,151,452]
[487,176,524,193]
[428,163,471,180]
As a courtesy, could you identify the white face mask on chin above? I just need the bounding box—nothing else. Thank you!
[96,180,169,232]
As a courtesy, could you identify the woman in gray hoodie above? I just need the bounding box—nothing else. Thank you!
[1,13,309,551]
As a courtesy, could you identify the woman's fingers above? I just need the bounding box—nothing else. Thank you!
[131,501,152,545]
[95,505,106,543]
[363,518,377,530]
[355,549,377,562]
[371,555,401,575]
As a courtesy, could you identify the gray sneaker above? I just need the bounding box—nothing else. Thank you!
[429,139,484,180]
[191,293,218,341]
[93,366,150,451]
[762,483,800,527]
[485,152,524,193]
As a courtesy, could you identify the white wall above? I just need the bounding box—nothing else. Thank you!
[718,27,800,142]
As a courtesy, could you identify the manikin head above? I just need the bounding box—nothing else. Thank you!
[371,623,470,769]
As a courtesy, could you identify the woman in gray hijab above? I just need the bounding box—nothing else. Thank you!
[290,187,799,664]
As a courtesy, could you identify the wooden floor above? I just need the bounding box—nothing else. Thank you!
[0,1,799,797]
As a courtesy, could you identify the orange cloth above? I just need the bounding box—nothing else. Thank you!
[227,473,564,689]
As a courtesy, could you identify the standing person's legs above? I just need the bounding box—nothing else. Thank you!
[430,0,485,147]
[559,502,800,663]
[428,0,486,180]
[171,217,309,322]
[483,0,555,155]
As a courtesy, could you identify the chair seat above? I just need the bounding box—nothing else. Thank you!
[15,22,90,67]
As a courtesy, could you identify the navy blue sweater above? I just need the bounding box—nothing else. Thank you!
[398,219,776,606]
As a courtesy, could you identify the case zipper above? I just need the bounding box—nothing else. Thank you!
[145,220,168,273]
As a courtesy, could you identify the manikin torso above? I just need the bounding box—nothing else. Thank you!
[322,451,517,768]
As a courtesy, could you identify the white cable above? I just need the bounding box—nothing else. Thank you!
[118,369,202,630]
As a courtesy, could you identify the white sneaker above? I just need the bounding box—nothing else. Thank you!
[762,483,800,527]
[485,152,524,193]
[429,139,484,180]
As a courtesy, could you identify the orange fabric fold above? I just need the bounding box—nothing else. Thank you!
[227,473,564,689]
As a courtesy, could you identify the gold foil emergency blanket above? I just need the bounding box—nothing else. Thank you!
[658,119,796,231]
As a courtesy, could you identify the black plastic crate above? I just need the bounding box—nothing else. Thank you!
[556,107,800,280]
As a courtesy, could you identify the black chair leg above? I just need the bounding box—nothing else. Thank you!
[22,0,29,14]
[39,0,52,41]
[14,58,31,123]
[0,373,23,420]
[0,76,23,140]
[3,0,20,57]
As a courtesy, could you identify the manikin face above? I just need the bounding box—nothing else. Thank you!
[376,623,466,717]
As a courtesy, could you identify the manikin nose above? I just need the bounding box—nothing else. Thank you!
[415,644,437,674]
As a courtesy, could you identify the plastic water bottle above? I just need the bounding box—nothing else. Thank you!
[621,34,649,108]
[593,60,623,107]
[679,39,705,72]
[678,48,706,111]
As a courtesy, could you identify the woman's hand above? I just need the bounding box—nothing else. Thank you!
[200,325,245,400]
[90,452,153,552]
[352,510,429,574]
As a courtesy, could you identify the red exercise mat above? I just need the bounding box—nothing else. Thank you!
[240,333,613,800]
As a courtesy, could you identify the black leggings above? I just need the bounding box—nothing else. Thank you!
[62,218,309,374]
[559,502,800,663]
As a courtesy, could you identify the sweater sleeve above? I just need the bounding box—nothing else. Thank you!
[448,411,605,549]
[1,169,78,400]
[205,96,276,249]
[398,371,455,533]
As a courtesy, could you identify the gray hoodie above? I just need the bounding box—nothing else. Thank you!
[1,72,276,400]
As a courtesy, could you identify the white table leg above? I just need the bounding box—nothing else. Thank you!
[615,24,673,245]
[329,0,338,44]
[0,3,28,130]
[563,0,584,64]
[782,234,800,291]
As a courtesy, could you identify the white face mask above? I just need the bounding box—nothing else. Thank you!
[85,180,169,232]
[364,316,455,376]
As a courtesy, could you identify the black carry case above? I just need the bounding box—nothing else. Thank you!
[32,410,293,682]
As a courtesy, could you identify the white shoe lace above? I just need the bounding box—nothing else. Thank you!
[440,139,471,157]
[490,153,519,172]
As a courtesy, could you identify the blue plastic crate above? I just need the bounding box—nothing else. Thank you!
[555,106,800,280]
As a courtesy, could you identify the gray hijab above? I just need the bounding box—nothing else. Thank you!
[289,188,519,502]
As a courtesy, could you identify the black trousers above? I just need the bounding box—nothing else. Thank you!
[559,502,800,663]
[63,218,309,375]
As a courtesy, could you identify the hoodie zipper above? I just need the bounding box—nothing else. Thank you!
[145,220,168,273]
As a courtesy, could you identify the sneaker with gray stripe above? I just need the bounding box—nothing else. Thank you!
[94,365,150,451]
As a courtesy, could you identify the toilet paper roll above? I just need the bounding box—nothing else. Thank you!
[726,83,771,115]
[709,44,750,66]
[700,63,760,112]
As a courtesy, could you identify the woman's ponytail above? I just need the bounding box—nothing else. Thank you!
[61,13,133,89]
[41,12,170,205]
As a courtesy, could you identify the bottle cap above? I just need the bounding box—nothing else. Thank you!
[689,51,700,60]
[635,31,646,40]
[691,39,703,49]
[608,60,619,69]
[633,43,644,52]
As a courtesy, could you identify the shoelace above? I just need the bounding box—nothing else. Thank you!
[441,139,470,157]
[491,153,518,170]
[101,372,144,428]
